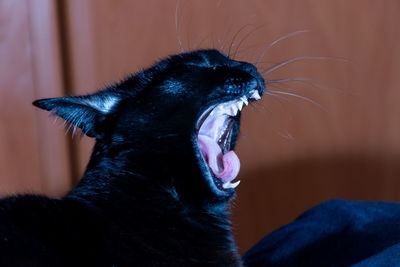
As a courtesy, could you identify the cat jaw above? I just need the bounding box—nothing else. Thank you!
[196,89,262,196]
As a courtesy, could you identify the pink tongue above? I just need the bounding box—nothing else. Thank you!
[197,135,240,183]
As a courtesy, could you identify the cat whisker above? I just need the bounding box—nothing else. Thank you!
[210,31,215,50]
[235,43,277,60]
[250,101,294,140]
[267,83,300,92]
[217,39,223,53]
[218,24,233,52]
[227,24,252,58]
[248,101,260,112]
[232,25,265,59]
[175,0,184,52]
[266,77,315,85]
[275,130,294,140]
[193,34,213,50]
[262,56,349,76]
[265,89,329,113]
[264,90,313,119]
[266,77,353,95]
[263,91,289,105]
[255,30,310,67]
[262,91,296,121]
[257,107,295,140]
[253,101,272,115]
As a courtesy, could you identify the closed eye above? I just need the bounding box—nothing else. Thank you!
[183,63,222,71]
[184,62,213,67]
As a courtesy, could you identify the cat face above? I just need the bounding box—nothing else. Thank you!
[33,49,265,204]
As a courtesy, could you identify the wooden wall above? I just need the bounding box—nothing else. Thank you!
[1,0,400,254]
[0,0,70,197]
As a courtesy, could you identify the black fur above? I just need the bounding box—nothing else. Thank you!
[2,50,264,266]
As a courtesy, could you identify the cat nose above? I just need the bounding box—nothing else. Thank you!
[230,61,257,75]
[238,62,265,96]
[223,77,261,96]
[240,62,258,75]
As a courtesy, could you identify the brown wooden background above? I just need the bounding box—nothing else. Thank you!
[1,0,400,254]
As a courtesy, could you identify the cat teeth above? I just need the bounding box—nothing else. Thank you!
[250,90,261,100]
[237,101,244,111]
[231,104,238,115]
[240,96,249,106]
[206,92,260,118]
[229,101,243,115]
[222,180,241,189]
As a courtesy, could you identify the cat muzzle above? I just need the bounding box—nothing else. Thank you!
[196,89,261,191]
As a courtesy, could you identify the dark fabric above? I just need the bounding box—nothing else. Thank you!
[243,199,400,266]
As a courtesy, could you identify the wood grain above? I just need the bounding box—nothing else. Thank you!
[60,0,400,253]
[28,0,72,196]
[0,0,71,196]
[2,0,400,254]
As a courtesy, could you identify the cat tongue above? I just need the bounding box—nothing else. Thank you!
[197,135,240,184]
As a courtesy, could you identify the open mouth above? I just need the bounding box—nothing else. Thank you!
[196,89,261,192]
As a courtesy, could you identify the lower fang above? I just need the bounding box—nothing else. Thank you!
[222,180,241,189]
[251,90,261,100]
[237,101,244,111]
[241,97,248,106]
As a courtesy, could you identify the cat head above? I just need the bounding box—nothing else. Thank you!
[33,49,265,206]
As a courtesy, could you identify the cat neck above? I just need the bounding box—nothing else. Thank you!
[68,155,242,265]
[70,152,231,227]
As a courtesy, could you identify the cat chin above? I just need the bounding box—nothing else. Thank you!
[195,90,261,196]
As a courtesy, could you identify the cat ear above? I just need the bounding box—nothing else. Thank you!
[33,91,120,138]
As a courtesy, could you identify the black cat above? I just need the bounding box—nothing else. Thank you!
[0,49,264,266]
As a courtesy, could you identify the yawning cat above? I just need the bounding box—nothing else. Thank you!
[1,49,264,266]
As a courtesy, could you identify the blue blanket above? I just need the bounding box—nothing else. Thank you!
[243,199,400,266]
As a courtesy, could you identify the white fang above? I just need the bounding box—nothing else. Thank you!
[241,96,248,106]
[222,180,240,189]
[250,90,261,100]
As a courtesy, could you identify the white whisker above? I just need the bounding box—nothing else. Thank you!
[232,25,265,59]
[246,102,294,140]
[267,77,352,95]
[265,91,312,118]
[228,24,252,57]
[175,0,184,52]
[262,56,349,76]
[219,25,233,52]
[266,90,329,113]
[255,30,309,66]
